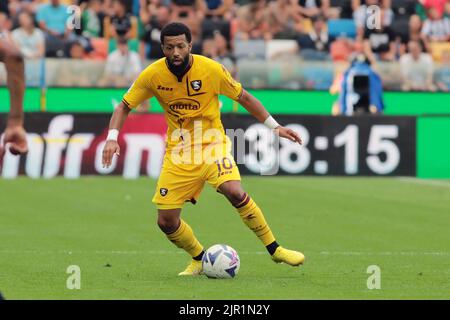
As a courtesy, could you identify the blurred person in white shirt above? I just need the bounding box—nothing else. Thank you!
[100,36,142,87]
[11,11,45,59]
[400,40,436,91]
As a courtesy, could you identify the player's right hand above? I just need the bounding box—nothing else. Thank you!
[102,140,120,168]
[0,125,28,164]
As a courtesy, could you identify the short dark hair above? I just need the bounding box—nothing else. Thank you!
[160,22,192,44]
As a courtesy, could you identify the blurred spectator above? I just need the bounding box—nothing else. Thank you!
[330,0,354,19]
[36,0,69,37]
[81,0,104,38]
[335,53,384,115]
[290,0,331,19]
[297,14,329,53]
[421,7,450,42]
[363,9,396,64]
[330,37,357,61]
[435,49,450,91]
[140,0,166,24]
[170,0,207,20]
[400,40,435,91]
[421,0,448,18]
[391,0,416,20]
[398,15,429,55]
[141,5,170,59]
[201,0,233,47]
[170,0,206,42]
[354,0,393,41]
[202,30,233,66]
[7,1,41,17]
[105,0,135,39]
[100,36,142,87]
[0,0,446,93]
[0,11,12,42]
[265,0,300,39]
[36,0,72,57]
[416,0,429,21]
[11,11,45,59]
[235,0,270,40]
[101,0,113,16]
[204,0,234,20]
[69,40,89,59]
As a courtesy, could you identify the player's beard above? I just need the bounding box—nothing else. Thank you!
[167,54,190,76]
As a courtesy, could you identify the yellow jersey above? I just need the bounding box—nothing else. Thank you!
[122,54,243,153]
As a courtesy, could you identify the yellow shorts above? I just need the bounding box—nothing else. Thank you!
[152,149,241,210]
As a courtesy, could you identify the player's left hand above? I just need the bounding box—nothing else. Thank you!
[0,125,28,163]
[275,126,302,145]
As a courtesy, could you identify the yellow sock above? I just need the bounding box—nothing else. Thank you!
[235,193,276,246]
[166,220,204,258]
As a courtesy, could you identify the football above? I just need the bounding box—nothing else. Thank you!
[202,244,240,279]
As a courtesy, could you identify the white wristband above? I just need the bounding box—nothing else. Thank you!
[107,129,119,141]
[264,116,280,130]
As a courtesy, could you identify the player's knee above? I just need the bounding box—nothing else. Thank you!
[157,216,180,234]
[226,188,246,207]
[5,48,24,65]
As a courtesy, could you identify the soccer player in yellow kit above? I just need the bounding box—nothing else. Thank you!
[102,23,305,276]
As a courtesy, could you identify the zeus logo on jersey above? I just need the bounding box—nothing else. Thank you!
[157,85,173,91]
[160,188,168,196]
[190,80,202,91]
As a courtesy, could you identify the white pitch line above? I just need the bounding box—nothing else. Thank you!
[320,251,450,256]
[0,250,449,256]
[397,177,450,188]
[0,249,266,255]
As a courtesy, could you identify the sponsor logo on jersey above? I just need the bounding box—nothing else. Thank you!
[190,80,202,91]
[168,99,200,112]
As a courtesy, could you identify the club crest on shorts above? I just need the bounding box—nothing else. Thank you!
[160,188,168,196]
[190,80,202,91]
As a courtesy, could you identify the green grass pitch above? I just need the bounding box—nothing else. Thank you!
[0,176,449,299]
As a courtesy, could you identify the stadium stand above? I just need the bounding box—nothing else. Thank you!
[0,0,448,91]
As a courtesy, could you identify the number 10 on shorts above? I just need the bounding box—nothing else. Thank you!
[215,157,233,176]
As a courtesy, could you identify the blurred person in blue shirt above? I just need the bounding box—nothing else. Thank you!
[334,53,384,115]
[36,0,69,37]
[36,0,72,57]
